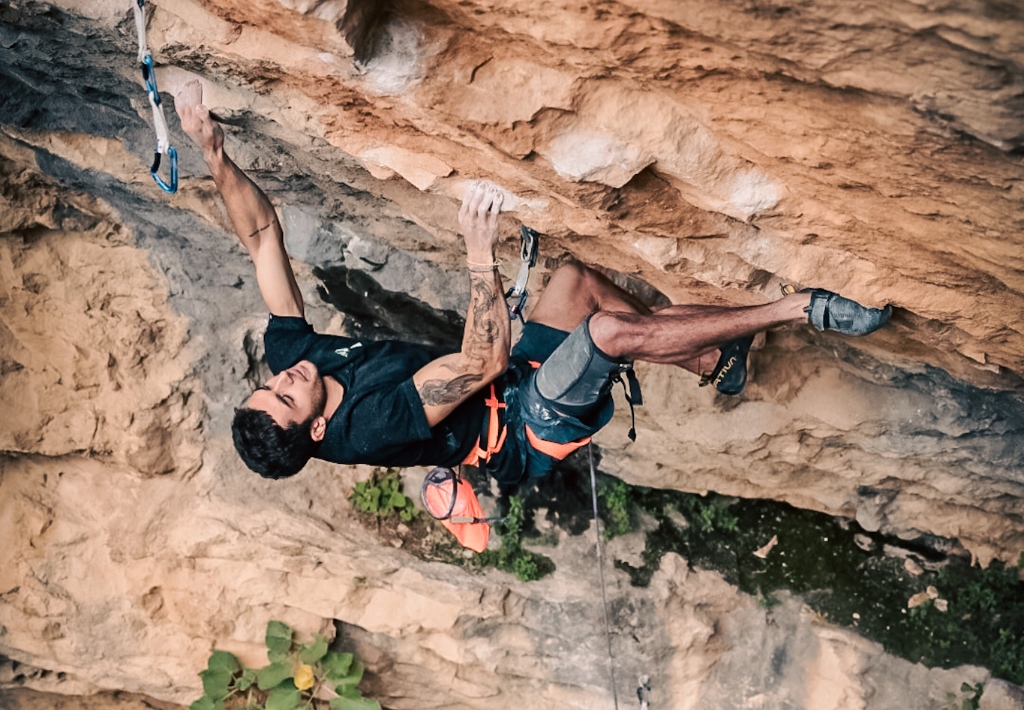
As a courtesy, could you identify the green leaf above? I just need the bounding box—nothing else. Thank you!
[300,634,329,664]
[189,696,217,710]
[331,655,364,696]
[206,650,241,675]
[335,683,362,699]
[266,684,301,710]
[266,621,294,657]
[236,667,257,691]
[332,658,365,692]
[321,652,353,680]
[330,697,381,710]
[389,490,407,509]
[200,669,233,701]
[257,661,293,690]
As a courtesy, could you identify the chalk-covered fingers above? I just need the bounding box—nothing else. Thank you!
[482,186,503,229]
[174,80,223,155]
[458,183,483,225]
[459,183,503,263]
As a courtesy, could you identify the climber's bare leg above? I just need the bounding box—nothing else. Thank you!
[527,262,736,375]
[527,261,652,330]
[588,293,812,365]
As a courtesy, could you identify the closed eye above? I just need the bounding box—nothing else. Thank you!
[257,385,294,409]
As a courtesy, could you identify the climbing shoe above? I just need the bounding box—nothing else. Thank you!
[805,289,892,336]
[700,335,754,396]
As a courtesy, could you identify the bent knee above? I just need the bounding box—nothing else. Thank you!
[588,310,635,359]
[547,261,592,289]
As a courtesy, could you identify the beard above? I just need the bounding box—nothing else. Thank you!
[306,364,329,421]
[310,376,327,419]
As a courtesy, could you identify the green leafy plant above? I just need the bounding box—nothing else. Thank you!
[675,493,739,535]
[190,621,380,710]
[476,496,553,582]
[959,682,984,710]
[946,682,984,710]
[598,478,633,540]
[350,469,418,522]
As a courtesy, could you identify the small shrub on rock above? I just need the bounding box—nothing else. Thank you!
[190,620,380,710]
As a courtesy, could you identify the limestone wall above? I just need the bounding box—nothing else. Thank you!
[1,0,1022,707]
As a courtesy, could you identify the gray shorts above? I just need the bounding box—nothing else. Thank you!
[502,315,633,482]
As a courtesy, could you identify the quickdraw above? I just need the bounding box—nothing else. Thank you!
[132,0,178,193]
[505,225,539,322]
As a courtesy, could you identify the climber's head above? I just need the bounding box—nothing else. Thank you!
[231,360,327,479]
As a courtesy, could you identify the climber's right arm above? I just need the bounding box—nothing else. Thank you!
[174,80,303,318]
[203,145,304,319]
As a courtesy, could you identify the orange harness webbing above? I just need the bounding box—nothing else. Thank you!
[525,424,590,459]
[462,382,507,466]
[463,360,590,468]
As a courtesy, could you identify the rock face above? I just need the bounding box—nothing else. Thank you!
[1,0,1022,708]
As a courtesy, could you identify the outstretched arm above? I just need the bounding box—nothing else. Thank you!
[174,81,304,318]
[413,185,510,427]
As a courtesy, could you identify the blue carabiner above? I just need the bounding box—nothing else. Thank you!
[150,145,178,193]
[141,54,161,104]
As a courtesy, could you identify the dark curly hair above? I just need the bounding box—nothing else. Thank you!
[231,407,320,479]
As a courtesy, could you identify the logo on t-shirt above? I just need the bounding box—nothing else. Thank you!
[335,343,363,359]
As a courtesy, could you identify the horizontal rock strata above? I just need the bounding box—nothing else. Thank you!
[1,0,1022,707]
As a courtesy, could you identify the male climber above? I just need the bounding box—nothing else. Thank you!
[174,80,891,500]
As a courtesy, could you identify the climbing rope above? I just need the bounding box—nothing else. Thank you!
[588,441,620,710]
[131,0,178,193]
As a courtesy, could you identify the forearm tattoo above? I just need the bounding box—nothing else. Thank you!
[247,222,274,239]
[415,272,505,406]
[418,372,484,406]
[467,274,501,354]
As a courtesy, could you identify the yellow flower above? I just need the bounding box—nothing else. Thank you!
[294,663,315,691]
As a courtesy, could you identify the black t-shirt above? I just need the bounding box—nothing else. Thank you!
[263,316,485,468]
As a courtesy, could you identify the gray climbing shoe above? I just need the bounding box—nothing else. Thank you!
[805,289,892,335]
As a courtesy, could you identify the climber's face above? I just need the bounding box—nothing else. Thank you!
[247,360,327,433]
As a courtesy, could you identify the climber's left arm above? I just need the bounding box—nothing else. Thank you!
[412,185,510,426]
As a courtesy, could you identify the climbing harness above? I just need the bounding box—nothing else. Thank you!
[131,0,178,193]
[505,225,539,322]
[588,441,620,710]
